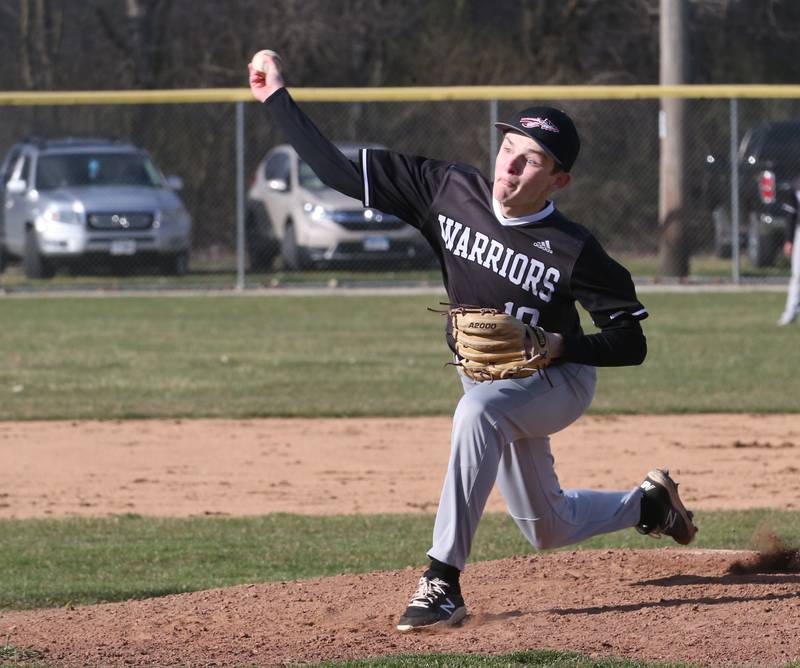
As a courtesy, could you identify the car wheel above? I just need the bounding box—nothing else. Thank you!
[246,206,278,272]
[160,250,189,276]
[712,206,732,259]
[23,227,55,279]
[281,222,310,270]
[747,213,780,268]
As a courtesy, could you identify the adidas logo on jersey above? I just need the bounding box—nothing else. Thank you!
[532,240,553,254]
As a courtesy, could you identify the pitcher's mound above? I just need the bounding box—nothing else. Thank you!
[3,548,799,667]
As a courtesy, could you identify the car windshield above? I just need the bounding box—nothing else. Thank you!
[297,160,327,191]
[35,152,163,190]
[761,134,800,164]
[297,148,360,191]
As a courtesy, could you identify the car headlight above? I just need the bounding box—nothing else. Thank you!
[40,203,82,225]
[303,202,332,222]
[156,207,190,229]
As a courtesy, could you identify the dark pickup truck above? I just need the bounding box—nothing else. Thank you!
[710,120,800,267]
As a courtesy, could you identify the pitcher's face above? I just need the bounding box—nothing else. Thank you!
[492,132,570,217]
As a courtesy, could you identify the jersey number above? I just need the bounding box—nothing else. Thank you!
[504,302,540,326]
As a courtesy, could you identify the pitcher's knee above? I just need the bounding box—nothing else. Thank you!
[533,531,568,550]
[453,393,507,438]
[456,392,489,421]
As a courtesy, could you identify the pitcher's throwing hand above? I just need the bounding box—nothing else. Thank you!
[249,49,284,102]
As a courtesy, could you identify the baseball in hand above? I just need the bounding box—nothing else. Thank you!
[251,49,281,73]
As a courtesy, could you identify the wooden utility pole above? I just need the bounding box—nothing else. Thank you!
[659,0,689,278]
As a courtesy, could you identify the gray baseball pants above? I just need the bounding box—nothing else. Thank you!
[779,224,800,324]
[428,362,643,571]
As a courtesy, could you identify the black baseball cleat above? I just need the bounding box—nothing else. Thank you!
[636,468,698,545]
[396,576,466,632]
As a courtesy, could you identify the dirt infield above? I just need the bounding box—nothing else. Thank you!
[1,414,799,518]
[1,414,800,666]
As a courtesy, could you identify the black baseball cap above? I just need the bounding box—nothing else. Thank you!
[494,106,581,172]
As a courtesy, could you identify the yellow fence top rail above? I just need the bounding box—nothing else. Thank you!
[1,84,800,106]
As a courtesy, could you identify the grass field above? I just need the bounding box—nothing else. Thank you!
[1,288,798,668]
[0,290,797,420]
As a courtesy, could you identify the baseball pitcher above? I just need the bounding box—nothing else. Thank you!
[248,52,698,632]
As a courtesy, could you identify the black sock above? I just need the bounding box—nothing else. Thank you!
[425,557,460,586]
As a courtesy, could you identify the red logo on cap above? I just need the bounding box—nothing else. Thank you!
[520,117,559,133]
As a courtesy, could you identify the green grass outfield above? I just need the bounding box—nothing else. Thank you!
[0,290,797,419]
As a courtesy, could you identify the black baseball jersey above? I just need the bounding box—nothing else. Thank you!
[360,150,646,339]
[265,88,648,367]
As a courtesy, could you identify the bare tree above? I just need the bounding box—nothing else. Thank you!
[17,0,64,89]
[4,0,800,254]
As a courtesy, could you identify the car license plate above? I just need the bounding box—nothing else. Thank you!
[363,236,390,252]
[110,240,137,255]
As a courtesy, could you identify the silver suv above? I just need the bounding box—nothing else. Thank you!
[0,138,192,278]
[246,142,433,270]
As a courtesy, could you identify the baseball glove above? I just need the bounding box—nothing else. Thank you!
[445,306,551,382]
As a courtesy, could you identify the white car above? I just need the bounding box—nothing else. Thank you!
[246,142,434,270]
[0,138,192,278]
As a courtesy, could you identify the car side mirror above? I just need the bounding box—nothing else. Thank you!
[165,175,184,190]
[267,178,289,192]
[6,178,26,194]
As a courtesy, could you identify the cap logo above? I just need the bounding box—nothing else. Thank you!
[519,117,559,133]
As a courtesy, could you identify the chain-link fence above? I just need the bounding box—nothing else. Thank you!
[1,86,800,290]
